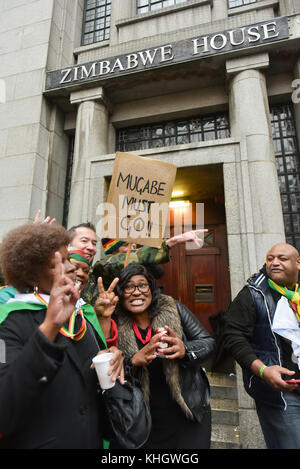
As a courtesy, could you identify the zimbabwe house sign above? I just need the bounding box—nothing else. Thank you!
[45,17,289,91]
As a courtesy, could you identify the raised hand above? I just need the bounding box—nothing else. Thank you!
[34,209,56,225]
[39,252,79,341]
[94,277,119,318]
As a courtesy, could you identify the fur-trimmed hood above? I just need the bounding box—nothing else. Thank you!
[117,294,194,420]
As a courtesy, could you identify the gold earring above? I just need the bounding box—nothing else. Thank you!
[34,285,38,295]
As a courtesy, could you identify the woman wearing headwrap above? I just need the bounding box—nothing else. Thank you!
[68,247,118,348]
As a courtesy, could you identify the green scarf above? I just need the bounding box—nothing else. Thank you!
[268,278,300,322]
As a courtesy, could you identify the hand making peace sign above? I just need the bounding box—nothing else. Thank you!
[39,251,79,342]
[94,276,119,318]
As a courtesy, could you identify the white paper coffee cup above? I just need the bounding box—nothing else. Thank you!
[92,352,115,390]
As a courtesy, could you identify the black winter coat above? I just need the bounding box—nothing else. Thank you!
[0,307,109,449]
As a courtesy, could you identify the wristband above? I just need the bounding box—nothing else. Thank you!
[259,365,267,379]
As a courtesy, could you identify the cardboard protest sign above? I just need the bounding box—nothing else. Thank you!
[102,152,177,248]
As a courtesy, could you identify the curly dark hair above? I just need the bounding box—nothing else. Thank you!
[114,264,161,320]
[0,224,70,292]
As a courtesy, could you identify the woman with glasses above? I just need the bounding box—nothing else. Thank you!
[97,263,215,449]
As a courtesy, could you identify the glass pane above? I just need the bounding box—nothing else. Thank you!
[165,137,176,146]
[190,133,202,143]
[217,128,230,138]
[294,236,300,252]
[281,194,289,212]
[287,174,300,192]
[190,120,201,132]
[283,138,296,155]
[85,10,95,20]
[278,175,287,192]
[271,121,280,138]
[164,123,175,136]
[290,194,300,213]
[216,116,228,129]
[228,0,257,7]
[153,139,164,148]
[203,130,216,141]
[138,6,149,13]
[177,122,188,134]
[141,140,151,150]
[284,214,293,232]
[285,155,298,173]
[94,30,104,41]
[95,18,105,29]
[203,119,215,131]
[86,21,96,32]
[116,113,230,152]
[141,127,152,139]
[83,33,94,44]
[177,134,189,144]
[151,2,163,10]
[275,156,284,173]
[152,126,163,138]
[273,139,282,155]
[281,119,295,137]
[293,215,300,233]
[164,0,176,7]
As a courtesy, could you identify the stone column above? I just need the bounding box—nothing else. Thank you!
[279,0,300,15]
[226,52,285,268]
[293,57,300,153]
[110,0,135,45]
[226,53,286,449]
[68,86,109,227]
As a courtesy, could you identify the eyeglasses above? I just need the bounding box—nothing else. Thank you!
[123,283,150,295]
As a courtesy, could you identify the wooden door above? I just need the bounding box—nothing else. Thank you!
[156,224,231,334]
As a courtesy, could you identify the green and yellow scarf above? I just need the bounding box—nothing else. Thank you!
[268,278,300,322]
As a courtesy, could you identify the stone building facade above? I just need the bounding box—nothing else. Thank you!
[1,0,300,448]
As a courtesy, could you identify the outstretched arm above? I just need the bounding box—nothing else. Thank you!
[166,229,207,248]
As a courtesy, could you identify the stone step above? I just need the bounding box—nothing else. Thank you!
[211,398,238,410]
[207,371,237,387]
[211,384,237,400]
[212,408,239,426]
[211,424,241,449]
[208,372,241,449]
[211,438,241,449]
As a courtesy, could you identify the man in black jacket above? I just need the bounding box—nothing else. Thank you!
[223,243,300,449]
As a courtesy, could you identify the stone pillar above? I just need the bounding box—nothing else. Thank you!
[110,0,135,45]
[279,0,300,15]
[293,57,300,153]
[68,87,109,227]
[227,52,285,268]
[226,52,286,449]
